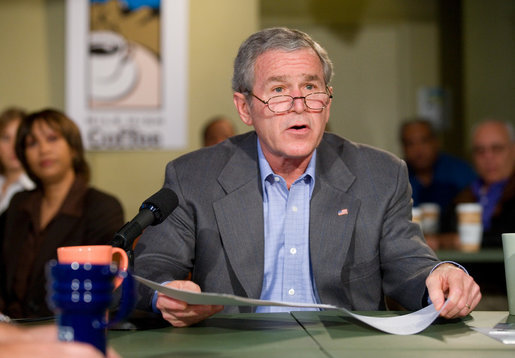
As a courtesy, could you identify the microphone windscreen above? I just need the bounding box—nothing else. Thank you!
[141,188,179,225]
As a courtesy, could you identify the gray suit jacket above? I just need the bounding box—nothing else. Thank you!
[134,132,439,313]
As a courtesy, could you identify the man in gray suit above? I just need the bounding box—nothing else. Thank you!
[134,27,481,327]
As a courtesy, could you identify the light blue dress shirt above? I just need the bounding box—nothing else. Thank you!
[256,140,320,313]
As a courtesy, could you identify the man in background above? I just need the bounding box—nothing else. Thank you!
[202,116,236,147]
[436,120,514,310]
[444,120,515,247]
[400,118,477,226]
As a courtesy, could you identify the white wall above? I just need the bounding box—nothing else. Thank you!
[261,0,439,156]
[463,0,515,133]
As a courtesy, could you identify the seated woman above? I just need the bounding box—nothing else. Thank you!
[0,107,34,214]
[0,109,124,318]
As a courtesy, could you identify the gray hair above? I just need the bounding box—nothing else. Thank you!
[232,27,334,95]
[471,119,515,144]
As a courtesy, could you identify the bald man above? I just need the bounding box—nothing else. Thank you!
[444,120,515,247]
[202,116,236,147]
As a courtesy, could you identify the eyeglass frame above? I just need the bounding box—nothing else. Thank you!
[248,89,333,114]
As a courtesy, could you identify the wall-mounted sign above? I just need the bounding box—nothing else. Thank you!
[66,0,189,150]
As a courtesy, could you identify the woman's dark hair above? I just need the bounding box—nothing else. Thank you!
[15,108,90,187]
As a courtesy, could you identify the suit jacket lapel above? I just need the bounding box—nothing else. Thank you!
[310,137,361,292]
[213,133,264,299]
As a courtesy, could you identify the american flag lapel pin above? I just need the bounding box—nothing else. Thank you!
[337,208,349,216]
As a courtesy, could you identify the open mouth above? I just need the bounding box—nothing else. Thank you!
[290,124,307,130]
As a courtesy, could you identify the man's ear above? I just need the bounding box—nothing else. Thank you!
[233,92,253,126]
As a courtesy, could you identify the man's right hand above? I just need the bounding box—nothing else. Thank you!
[156,280,224,327]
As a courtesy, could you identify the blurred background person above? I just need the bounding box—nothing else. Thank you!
[437,119,514,311]
[0,107,34,214]
[400,117,477,240]
[400,117,477,210]
[202,115,236,147]
[0,109,124,319]
[442,119,515,248]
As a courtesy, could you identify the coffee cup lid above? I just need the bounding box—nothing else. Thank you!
[456,203,482,212]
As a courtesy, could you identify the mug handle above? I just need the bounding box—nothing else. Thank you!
[103,270,135,328]
[111,247,129,289]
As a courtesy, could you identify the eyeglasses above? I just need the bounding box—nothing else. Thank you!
[473,144,509,156]
[250,92,333,114]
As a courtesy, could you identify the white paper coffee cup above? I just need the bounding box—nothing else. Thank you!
[456,203,482,252]
[412,207,422,226]
[420,203,440,235]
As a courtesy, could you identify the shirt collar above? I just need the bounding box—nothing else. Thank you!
[472,177,509,196]
[0,172,34,191]
[257,138,316,192]
[18,173,35,190]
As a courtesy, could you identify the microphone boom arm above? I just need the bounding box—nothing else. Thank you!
[111,209,154,251]
[111,188,178,265]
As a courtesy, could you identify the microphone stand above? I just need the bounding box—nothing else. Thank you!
[112,220,146,270]
[127,248,135,271]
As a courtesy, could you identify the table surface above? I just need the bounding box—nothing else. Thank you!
[436,248,504,263]
[109,311,515,357]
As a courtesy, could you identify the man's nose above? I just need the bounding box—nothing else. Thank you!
[291,96,306,113]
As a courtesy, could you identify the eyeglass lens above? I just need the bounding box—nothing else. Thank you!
[267,93,330,113]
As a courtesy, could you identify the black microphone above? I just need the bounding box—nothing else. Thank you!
[112,188,179,251]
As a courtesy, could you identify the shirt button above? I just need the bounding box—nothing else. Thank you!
[292,206,298,212]
[290,247,297,255]
[288,288,295,296]
[274,176,280,182]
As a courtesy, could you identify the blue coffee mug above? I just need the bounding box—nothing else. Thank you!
[47,260,134,354]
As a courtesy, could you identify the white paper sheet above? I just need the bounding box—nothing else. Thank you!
[134,275,445,335]
[473,327,515,344]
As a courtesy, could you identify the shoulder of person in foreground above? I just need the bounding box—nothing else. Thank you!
[171,131,256,169]
[163,131,258,190]
[0,322,120,358]
[321,132,407,180]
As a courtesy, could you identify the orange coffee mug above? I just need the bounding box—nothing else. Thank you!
[57,245,128,288]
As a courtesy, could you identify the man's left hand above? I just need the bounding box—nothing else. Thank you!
[426,263,481,318]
